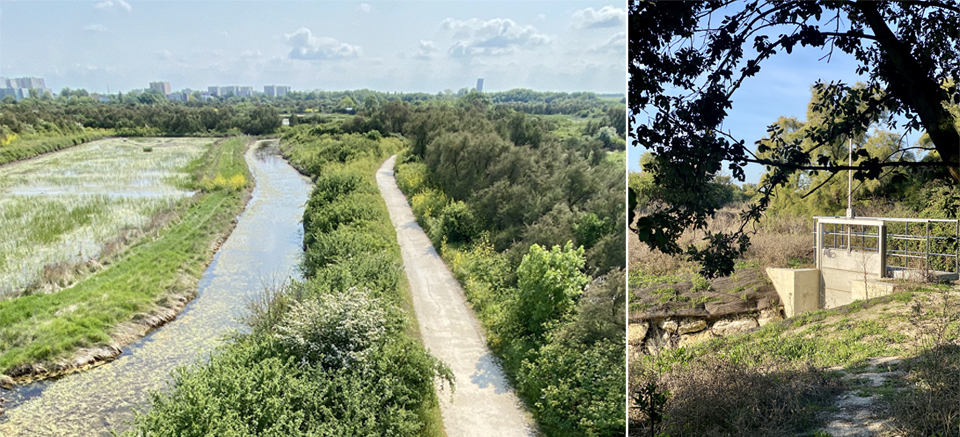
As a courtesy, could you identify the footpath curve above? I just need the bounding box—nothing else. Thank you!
[376,155,537,437]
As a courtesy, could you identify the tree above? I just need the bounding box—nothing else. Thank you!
[630,1,960,277]
[514,242,590,337]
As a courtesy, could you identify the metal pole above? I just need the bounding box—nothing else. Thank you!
[847,135,853,219]
[926,221,931,272]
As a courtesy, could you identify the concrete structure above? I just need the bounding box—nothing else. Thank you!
[0,88,28,101]
[476,78,484,92]
[851,280,897,301]
[237,86,253,97]
[768,216,960,318]
[816,217,886,308]
[149,81,171,95]
[766,268,820,317]
[264,85,289,97]
[14,77,45,89]
[167,91,188,101]
[1,77,49,101]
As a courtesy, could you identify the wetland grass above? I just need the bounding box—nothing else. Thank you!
[0,137,251,375]
[0,137,210,297]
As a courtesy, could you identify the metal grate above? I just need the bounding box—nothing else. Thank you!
[814,216,960,275]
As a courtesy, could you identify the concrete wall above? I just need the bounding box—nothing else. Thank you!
[766,268,820,318]
[851,280,896,301]
[820,248,883,308]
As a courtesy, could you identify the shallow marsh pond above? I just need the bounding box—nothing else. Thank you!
[0,140,312,436]
[0,137,210,297]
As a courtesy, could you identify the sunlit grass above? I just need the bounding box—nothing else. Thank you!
[0,138,210,298]
[0,137,251,373]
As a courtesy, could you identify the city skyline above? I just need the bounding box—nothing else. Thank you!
[0,1,626,95]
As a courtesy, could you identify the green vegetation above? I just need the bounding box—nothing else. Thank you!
[0,130,111,165]
[127,128,449,436]
[631,285,960,436]
[392,97,625,436]
[0,137,212,298]
[0,137,250,374]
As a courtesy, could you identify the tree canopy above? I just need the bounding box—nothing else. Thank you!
[629,0,960,277]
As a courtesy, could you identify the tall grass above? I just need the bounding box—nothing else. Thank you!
[0,137,250,374]
[0,138,210,298]
[0,129,111,166]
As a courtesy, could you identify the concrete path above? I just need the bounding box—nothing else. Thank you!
[376,155,538,437]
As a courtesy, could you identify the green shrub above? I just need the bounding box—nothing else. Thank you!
[310,170,372,204]
[303,193,381,242]
[274,287,388,369]
[514,242,590,337]
[518,339,626,436]
[303,225,389,275]
[439,201,477,243]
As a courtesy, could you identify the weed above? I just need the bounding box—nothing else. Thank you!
[631,357,844,436]
[690,273,710,292]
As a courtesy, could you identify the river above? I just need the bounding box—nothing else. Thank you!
[0,141,312,436]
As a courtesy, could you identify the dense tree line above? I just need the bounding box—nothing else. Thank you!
[0,88,624,144]
[0,99,281,137]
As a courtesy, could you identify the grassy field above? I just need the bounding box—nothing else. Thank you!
[0,130,112,166]
[0,137,251,376]
[0,137,214,298]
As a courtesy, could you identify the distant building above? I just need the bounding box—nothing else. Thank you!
[0,88,28,101]
[263,85,289,97]
[15,77,46,89]
[476,78,484,92]
[0,76,48,101]
[220,85,237,96]
[150,81,171,94]
[237,86,253,97]
[208,86,220,97]
[167,91,188,101]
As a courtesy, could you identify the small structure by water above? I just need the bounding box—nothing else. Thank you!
[769,216,959,317]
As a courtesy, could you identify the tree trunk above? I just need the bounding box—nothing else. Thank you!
[854,1,960,183]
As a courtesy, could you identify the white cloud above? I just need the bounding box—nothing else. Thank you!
[594,32,625,53]
[357,3,373,13]
[415,40,437,59]
[284,28,361,61]
[82,24,108,32]
[571,6,624,29]
[440,18,549,58]
[94,0,132,12]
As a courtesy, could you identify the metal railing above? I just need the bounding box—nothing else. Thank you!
[814,216,960,275]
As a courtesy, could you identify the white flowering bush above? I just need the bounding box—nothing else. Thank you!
[274,287,387,369]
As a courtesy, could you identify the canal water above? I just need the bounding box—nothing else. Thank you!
[0,141,312,436]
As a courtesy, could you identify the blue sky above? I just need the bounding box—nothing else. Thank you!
[0,1,626,94]
[627,30,921,185]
